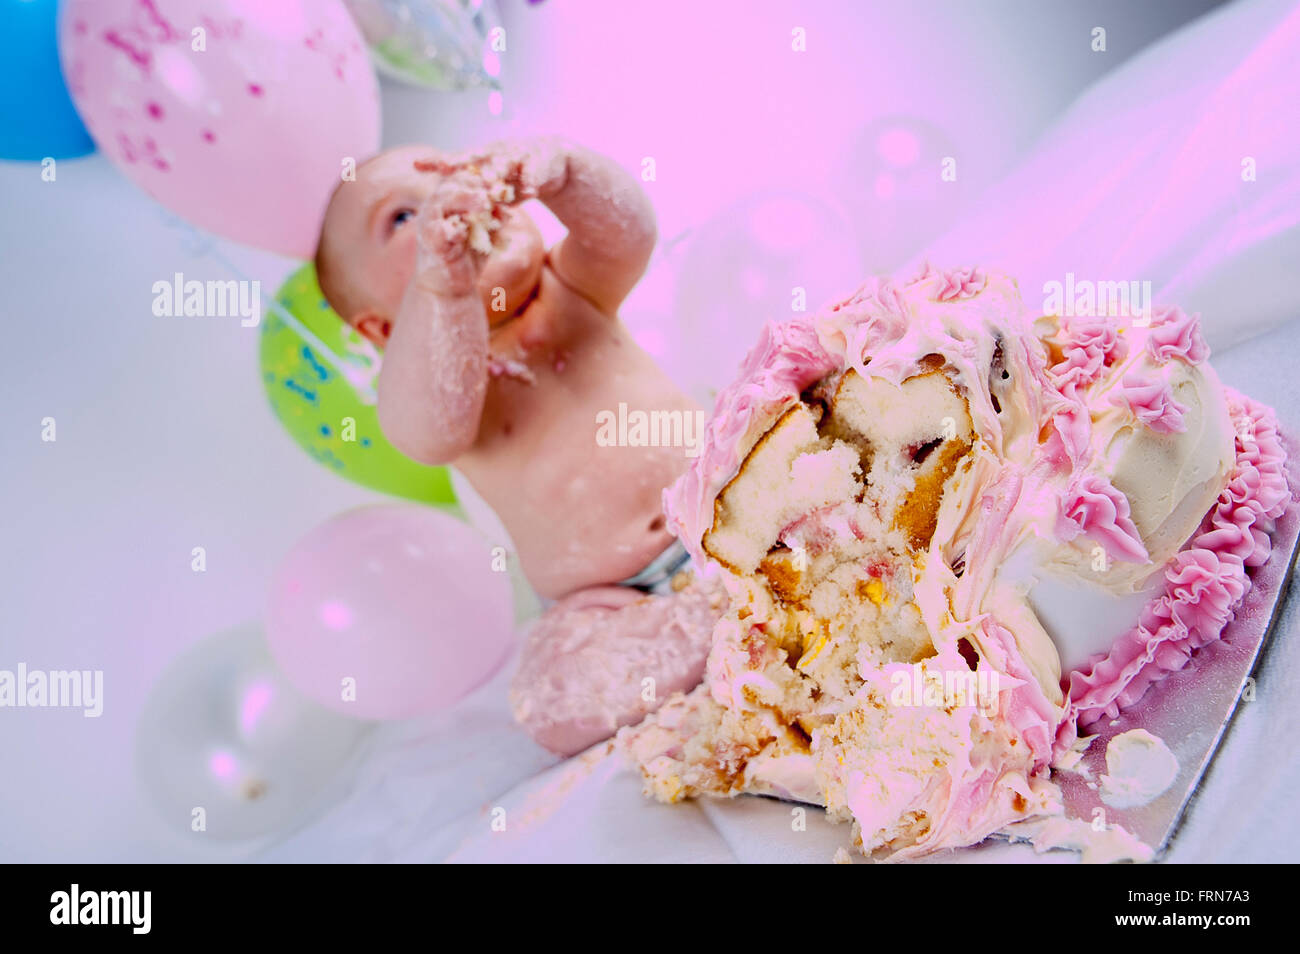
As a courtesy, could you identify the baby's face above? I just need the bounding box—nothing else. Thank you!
[320,145,545,344]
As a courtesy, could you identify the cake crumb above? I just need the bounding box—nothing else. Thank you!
[1100,729,1179,808]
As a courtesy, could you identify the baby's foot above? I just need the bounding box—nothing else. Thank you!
[509,579,725,757]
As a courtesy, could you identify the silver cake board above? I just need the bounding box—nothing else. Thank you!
[1054,434,1300,857]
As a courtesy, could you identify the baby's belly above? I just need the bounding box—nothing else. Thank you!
[463,447,687,597]
[460,291,702,597]
[459,406,697,598]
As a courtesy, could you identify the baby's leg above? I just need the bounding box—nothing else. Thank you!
[508,579,725,757]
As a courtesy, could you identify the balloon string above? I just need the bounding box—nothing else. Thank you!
[160,212,380,402]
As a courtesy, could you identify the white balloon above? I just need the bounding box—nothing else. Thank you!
[136,623,369,843]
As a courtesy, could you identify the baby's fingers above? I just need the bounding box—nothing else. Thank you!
[426,169,494,218]
[414,215,481,297]
[413,145,493,177]
[516,136,569,199]
[415,172,498,291]
[464,138,565,200]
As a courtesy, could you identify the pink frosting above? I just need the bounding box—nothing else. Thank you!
[1058,389,1290,745]
[911,262,989,301]
[1048,314,1130,399]
[664,315,837,565]
[1068,315,1131,365]
[1047,402,1092,466]
[1056,472,1150,564]
[830,274,910,322]
[1146,304,1211,365]
[1109,369,1188,434]
[823,276,911,378]
[977,618,1058,770]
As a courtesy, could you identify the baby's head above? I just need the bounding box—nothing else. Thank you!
[315,145,545,347]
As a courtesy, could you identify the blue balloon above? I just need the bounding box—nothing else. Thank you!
[0,0,95,161]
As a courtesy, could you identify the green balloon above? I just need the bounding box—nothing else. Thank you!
[260,264,456,507]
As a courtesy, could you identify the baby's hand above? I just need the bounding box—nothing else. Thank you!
[413,168,501,295]
[419,135,654,315]
[415,136,569,204]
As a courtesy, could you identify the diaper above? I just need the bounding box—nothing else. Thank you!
[618,538,692,596]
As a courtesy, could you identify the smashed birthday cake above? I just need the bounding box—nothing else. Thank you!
[618,266,1290,861]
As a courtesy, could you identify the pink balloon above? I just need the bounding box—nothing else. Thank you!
[59,0,381,258]
[266,505,516,719]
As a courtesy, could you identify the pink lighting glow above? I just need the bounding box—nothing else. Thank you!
[318,600,353,631]
[239,680,274,734]
[209,750,237,780]
[749,198,817,252]
[155,47,203,104]
[877,128,921,167]
[740,265,766,299]
[633,326,666,357]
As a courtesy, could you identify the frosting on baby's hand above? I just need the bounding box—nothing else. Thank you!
[413,166,509,275]
[417,137,569,202]
[413,138,572,266]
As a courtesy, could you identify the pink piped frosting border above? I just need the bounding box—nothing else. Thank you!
[1057,389,1291,748]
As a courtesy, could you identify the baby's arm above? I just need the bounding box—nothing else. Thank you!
[540,141,657,315]
[376,171,492,465]
[422,139,657,315]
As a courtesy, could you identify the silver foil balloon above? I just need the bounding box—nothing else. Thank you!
[344,0,503,90]
[136,623,369,843]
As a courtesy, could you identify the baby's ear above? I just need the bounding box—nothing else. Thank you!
[353,311,393,349]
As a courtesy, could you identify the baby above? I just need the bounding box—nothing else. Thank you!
[315,138,724,755]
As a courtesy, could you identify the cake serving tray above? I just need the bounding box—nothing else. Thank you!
[1054,435,1300,857]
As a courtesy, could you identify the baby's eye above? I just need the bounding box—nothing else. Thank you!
[389,207,416,232]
